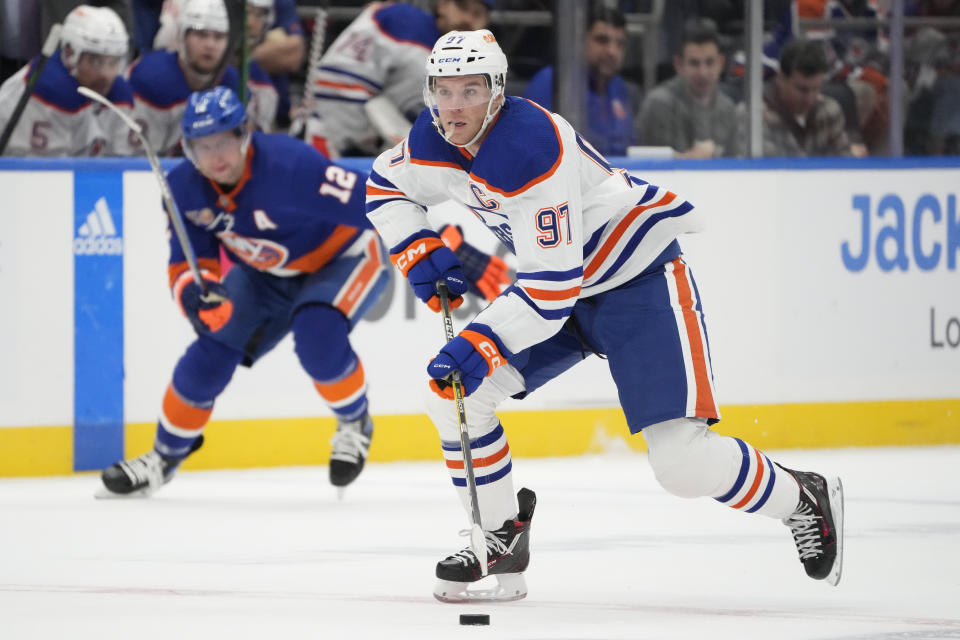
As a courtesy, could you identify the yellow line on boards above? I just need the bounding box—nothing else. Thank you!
[0,398,957,477]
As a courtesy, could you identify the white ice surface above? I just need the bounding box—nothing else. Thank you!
[1,446,959,639]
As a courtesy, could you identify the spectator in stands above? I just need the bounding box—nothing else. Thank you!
[302,0,492,158]
[735,38,852,157]
[524,4,636,157]
[636,18,737,158]
[155,0,302,126]
[127,0,277,156]
[0,5,137,156]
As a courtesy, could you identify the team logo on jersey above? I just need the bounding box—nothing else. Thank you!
[74,197,123,255]
[184,207,217,227]
[218,232,288,270]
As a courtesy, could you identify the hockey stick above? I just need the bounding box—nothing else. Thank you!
[289,4,327,138]
[205,0,245,93]
[77,86,222,301]
[0,24,62,155]
[436,282,489,577]
[237,0,249,105]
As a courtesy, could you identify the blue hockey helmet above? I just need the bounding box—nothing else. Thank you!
[181,86,247,140]
[181,86,250,164]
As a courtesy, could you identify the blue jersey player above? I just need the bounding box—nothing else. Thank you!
[366,30,845,602]
[100,86,388,496]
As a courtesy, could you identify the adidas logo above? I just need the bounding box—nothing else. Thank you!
[74,197,123,255]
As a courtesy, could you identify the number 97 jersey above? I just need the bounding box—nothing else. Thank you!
[366,96,706,356]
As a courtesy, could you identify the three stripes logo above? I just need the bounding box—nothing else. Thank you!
[74,196,123,255]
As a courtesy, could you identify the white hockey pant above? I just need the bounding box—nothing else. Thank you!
[424,363,526,529]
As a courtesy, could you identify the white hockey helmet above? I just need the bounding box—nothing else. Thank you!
[247,0,275,29]
[424,29,508,147]
[59,5,128,71]
[178,0,229,42]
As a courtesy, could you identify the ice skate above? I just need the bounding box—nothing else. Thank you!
[780,466,844,586]
[329,412,373,493]
[97,436,204,499]
[433,487,536,603]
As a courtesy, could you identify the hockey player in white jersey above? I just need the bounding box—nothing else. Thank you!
[366,30,845,602]
[0,5,136,156]
[128,0,278,156]
[302,0,492,158]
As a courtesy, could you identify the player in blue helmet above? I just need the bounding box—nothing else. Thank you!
[99,86,508,498]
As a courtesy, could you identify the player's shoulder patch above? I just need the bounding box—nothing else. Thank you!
[407,108,472,172]
[32,53,87,112]
[371,4,438,50]
[469,96,563,196]
[129,51,188,108]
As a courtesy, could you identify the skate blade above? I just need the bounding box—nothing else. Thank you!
[94,485,156,500]
[433,573,527,603]
[825,475,844,587]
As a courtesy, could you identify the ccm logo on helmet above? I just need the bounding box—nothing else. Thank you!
[438,57,461,63]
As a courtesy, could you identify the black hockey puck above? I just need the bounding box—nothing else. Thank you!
[459,614,490,626]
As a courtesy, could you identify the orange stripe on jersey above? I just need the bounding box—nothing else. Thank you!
[208,145,256,212]
[285,225,358,273]
[336,238,383,318]
[671,258,718,418]
[167,258,221,288]
[445,443,510,470]
[730,448,766,509]
[468,101,561,197]
[584,191,677,279]
[366,185,403,197]
[161,383,211,431]
[313,79,376,95]
[410,157,467,171]
[314,361,366,403]
[523,285,581,301]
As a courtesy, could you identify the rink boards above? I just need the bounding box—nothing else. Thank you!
[1,156,958,476]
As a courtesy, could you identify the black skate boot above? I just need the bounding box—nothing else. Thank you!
[99,436,204,498]
[434,487,536,603]
[779,465,844,586]
[329,412,373,490]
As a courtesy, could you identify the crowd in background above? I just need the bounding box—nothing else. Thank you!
[1,0,958,158]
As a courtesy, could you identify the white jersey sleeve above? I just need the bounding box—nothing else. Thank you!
[307,4,437,156]
[365,138,447,251]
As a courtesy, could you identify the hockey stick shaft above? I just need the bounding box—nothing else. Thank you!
[77,86,218,300]
[206,0,244,92]
[436,282,488,576]
[0,24,61,155]
[302,5,328,113]
[238,0,249,105]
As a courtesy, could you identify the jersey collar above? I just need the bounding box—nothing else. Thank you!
[209,144,256,212]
